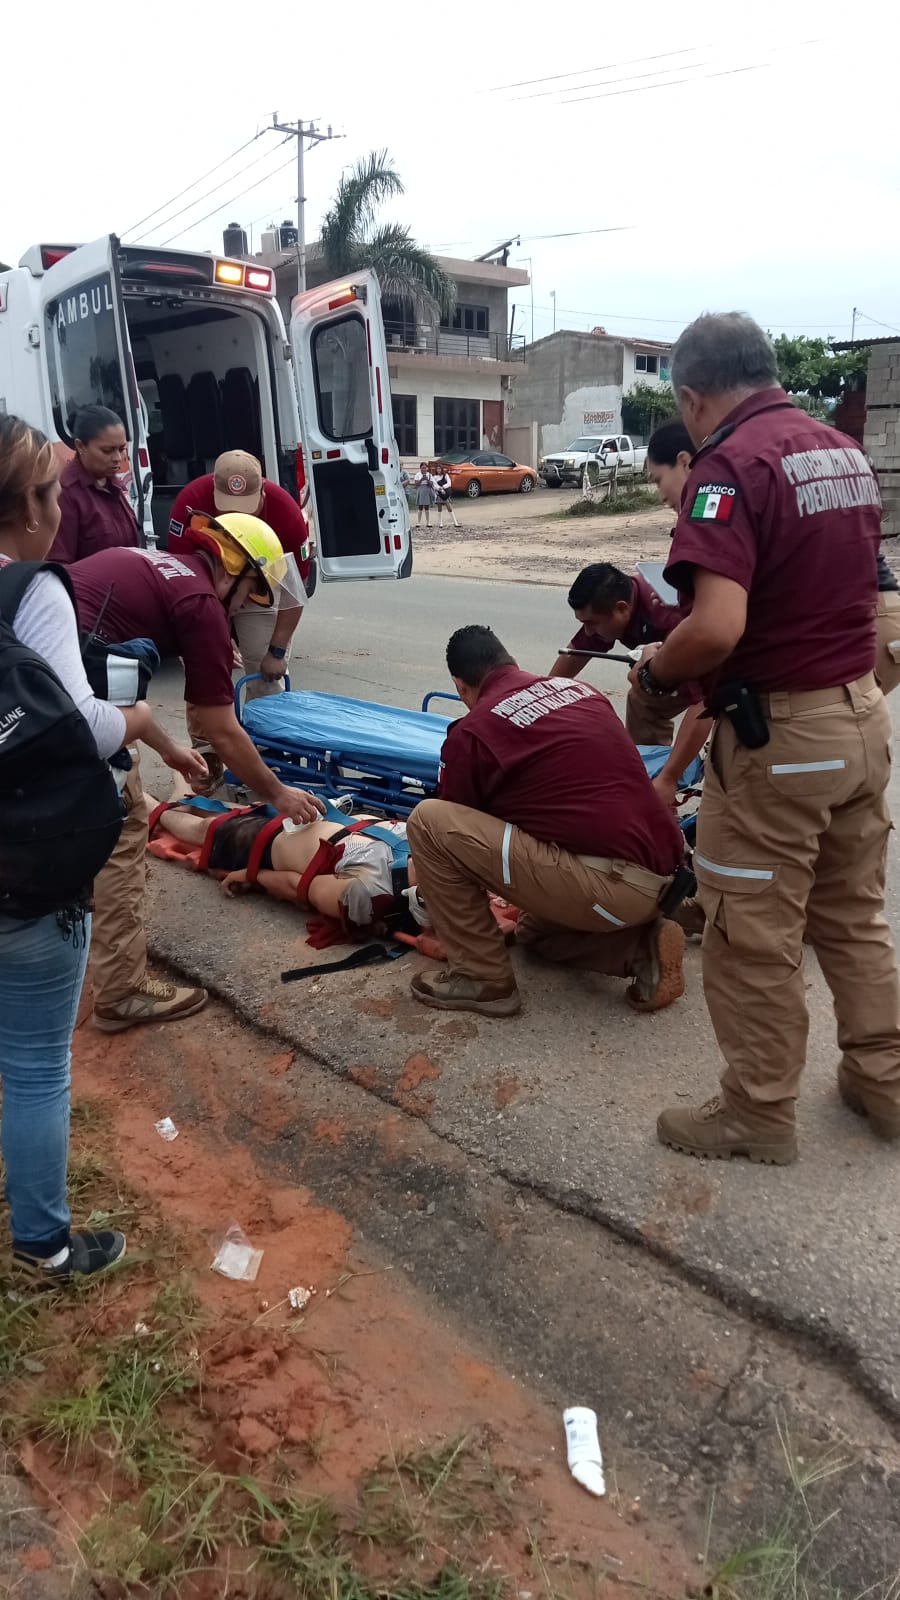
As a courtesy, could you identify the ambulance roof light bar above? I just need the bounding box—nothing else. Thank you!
[214,259,273,294]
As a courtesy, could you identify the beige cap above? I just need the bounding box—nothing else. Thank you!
[213,450,263,513]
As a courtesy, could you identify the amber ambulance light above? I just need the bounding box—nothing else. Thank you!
[327,287,356,310]
[215,261,244,286]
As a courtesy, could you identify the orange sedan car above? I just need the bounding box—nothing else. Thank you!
[441,450,538,498]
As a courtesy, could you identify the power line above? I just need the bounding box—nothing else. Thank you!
[856,310,900,337]
[121,131,264,238]
[557,61,765,106]
[512,58,709,104]
[134,138,291,243]
[480,45,699,94]
[158,155,296,247]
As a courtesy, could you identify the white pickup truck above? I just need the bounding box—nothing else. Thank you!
[539,434,648,488]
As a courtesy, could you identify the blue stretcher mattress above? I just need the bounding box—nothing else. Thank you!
[243,691,450,786]
[238,688,703,814]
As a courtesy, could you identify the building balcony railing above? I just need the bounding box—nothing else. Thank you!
[384,322,526,362]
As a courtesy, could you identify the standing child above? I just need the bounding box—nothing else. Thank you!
[414,463,434,528]
[433,464,460,529]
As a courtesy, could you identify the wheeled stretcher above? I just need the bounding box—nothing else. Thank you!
[230,677,704,824]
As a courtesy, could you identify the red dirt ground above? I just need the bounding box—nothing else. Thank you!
[5,999,693,1597]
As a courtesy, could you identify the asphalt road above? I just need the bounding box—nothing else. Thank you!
[144,571,900,1418]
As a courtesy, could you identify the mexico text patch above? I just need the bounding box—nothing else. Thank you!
[689,484,737,523]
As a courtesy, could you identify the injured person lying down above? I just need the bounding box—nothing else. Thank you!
[147,798,415,939]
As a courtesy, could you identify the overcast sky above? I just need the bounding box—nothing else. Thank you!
[4,0,897,347]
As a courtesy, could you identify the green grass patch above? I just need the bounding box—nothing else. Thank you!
[558,487,660,517]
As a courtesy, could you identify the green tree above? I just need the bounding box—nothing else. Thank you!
[319,150,456,317]
[772,335,869,400]
[621,381,679,436]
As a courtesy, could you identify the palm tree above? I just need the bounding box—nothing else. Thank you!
[319,150,456,320]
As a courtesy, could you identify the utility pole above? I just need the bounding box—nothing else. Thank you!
[550,289,556,333]
[851,305,858,341]
[270,114,342,295]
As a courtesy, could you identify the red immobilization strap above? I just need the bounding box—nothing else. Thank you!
[246,816,285,885]
[295,819,374,904]
[197,807,254,873]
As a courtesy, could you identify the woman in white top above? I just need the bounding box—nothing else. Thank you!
[0,415,206,1286]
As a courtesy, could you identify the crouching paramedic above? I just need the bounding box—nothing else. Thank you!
[70,515,324,1032]
[550,561,699,747]
[406,625,687,1018]
[639,311,900,1164]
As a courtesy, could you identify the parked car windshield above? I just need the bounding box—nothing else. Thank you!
[441,451,472,463]
[566,437,603,453]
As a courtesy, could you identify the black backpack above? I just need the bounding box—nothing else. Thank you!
[0,561,124,920]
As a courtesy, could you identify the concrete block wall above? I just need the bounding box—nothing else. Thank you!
[863,343,900,537]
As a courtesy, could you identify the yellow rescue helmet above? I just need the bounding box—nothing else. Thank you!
[184,511,304,608]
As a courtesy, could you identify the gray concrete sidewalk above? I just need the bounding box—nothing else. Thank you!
[147,859,900,1418]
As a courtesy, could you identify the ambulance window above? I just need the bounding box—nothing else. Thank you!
[44,271,127,443]
[312,314,372,442]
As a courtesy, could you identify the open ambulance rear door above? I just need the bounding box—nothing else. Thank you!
[290,270,411,580]
[36,236,151,540]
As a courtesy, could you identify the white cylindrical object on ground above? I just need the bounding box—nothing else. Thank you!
[563,1405,606,1497]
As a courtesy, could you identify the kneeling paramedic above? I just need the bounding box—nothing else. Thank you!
[406,625,687,1018]
[70,515,324,1031]
[639,311,900,1164]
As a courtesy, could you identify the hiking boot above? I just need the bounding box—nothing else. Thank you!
[672,896,706,939]
[657,1095,798,1165]
[410,968,521,1017]
[626,918,685,1013]
[12,1229,127,1287]
[94,976,208,1034]
[837,1066,900,1141]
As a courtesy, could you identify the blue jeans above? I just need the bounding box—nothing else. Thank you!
[0,912,90,1253]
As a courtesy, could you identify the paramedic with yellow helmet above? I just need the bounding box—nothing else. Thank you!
[70,514,325,1034]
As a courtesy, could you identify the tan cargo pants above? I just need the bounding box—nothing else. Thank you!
[875,589,900,694]
[233,607,293,703]
[406,799,671,988]
[626,682,695,746]
[90,755,150,1006]
[696,673,900,1130]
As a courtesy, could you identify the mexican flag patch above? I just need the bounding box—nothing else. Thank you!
[690,485,736,522]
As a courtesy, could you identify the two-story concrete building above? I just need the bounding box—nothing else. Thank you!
[505,329,674,465]
[252,236,529,461]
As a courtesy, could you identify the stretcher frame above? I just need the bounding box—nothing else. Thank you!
[228,676,704,827]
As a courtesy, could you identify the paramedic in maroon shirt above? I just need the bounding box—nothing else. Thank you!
[48,406,140,563]
[636,311,900,1166]
[69,516,323,1034]
[549,562,696,745]
[405,625,686,1020]
[169,450,312,699]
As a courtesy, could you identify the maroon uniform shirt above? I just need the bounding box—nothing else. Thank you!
[438,665,684,875]
[49,457,140,564]
[167,475,312,588]
[70,546,235,707]
[665,388,882,691]
[568,571,684,654]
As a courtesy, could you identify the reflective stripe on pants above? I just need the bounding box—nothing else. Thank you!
[696,681,900,1129]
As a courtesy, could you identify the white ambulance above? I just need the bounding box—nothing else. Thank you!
[0,235,411,587]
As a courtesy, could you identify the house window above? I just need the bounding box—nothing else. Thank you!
[440,304,490,334]
[392,394,417,456]
[434,398,480,455]
[635,352,659,375]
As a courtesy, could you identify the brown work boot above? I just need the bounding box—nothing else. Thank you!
[410,968,521,1017]
[672,896,706,939]
[837,1066,900,1141]
[94,976,208,1034]
[626,918,685,1012]
[657,1095,798,1165]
